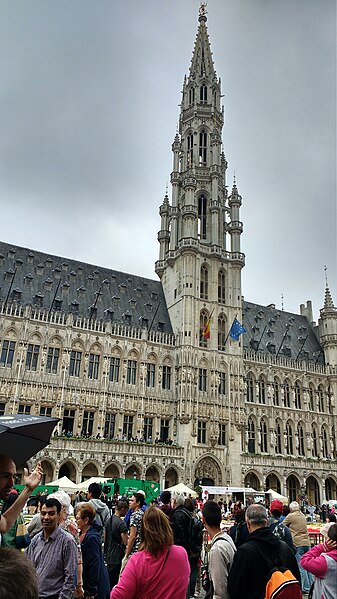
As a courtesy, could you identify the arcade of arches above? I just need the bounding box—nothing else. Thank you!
[40,459,179,488]
[39,458,222,491]
[35,460,337,506]
[244,470,337,505]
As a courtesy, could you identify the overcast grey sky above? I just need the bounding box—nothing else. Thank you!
[0,0,335,321]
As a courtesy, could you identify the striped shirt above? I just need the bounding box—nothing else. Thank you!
[26,525,77,599]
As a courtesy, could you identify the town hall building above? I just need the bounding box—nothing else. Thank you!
[0,7,336,505]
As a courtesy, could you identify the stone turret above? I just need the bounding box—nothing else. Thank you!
[318,285,337,366]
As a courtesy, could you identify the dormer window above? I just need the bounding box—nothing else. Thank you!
[54,297,62,311]
[123,311,131,324]
[104,308,114,321]
[34,293,44,307]
[70,300,79,315]
[12,288,22,302]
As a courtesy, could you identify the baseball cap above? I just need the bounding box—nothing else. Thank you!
[270,499,283,513]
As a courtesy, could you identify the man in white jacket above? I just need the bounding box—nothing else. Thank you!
[202,500,236,599]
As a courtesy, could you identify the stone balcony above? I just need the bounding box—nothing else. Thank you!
[39,435,184,465]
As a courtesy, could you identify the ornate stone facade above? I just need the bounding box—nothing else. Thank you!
[0,8,336,503]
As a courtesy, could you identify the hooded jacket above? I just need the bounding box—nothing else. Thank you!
[300,543,337,599]
[227,526,300,599]
[88,498,110,527]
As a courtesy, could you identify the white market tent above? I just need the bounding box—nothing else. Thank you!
[266,488,288,504]
[77,477,110,491]
[45,476,80,493]
[165,482,198,498]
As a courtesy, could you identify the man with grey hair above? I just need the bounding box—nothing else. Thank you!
[283,501,313,594]
[228,504,300,599]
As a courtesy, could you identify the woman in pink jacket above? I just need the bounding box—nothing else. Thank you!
[110,506,190,599]
[300,523,337,599]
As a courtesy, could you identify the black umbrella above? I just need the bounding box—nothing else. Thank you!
[0,414,59,467]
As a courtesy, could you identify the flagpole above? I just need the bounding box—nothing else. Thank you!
[223,313,237,350]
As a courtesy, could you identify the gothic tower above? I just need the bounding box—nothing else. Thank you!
[155,6,246,484]
[155,7,245,351]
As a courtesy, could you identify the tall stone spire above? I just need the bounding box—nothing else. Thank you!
[155,8,245,350]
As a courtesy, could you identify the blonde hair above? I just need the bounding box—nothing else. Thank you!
[139,507,173,556]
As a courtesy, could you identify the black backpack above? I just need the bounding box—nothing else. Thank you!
[188,515,204,554]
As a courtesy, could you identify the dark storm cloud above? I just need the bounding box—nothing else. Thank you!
[0,0,335,319]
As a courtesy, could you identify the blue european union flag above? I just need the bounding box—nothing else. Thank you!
[229,318,246,341]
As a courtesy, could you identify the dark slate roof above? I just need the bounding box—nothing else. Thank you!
[0,241,173,333]
[242,301,324,364]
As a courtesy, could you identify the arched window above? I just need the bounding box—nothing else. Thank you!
[260,419,268,453]
[199,130,207,165]
[286,421,293,454]
[200,264,208,299]
[276,421,282,454]
[187,133,193,167]
[258,375,266,404]
[308,384,315,411]
[199,310,209,348]
[198,195,207,239]
[200,84,207,103]
[218,314,227,351]
[312,427,319,457]
[248,417,255,454]
[294,382,301,409]
[189,87,195,104]
[284,380,291,407]
[322,426,329,458]
[287,475,299,503]
[298,423,305,456]
[218,270,226,304]
[273,378,280,406]
[246,373,255,403]
[318,385,325,412]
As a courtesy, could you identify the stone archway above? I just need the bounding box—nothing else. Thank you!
[265,473,281,494]
[286,474,300,503]
[40,460,54,484]
[59,461,77,481]
[125,464,141,480]
[194,456,222,487]
[306,476,320,505]
[165,467,178,488]
[325,476,337,500]
[244,471,260,490]
[104,463,120,479]
[145,465,160,482]
[81,462,99,481]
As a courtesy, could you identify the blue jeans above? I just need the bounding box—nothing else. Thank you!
[295,545,314,593]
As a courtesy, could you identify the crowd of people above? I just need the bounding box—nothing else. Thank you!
[0,453,336,599]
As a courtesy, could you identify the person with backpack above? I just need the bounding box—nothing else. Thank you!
[227,504,301,599]
[268,499,296,554]
[172,493,203,598]
[202,500,236,599]
[104,499,129,589]
[184,498,204,598]
[229,508,249,547]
